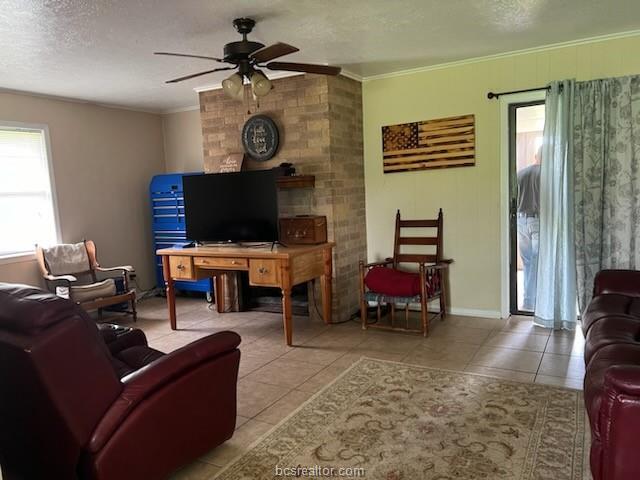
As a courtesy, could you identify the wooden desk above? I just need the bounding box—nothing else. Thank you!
[157,243,334,345]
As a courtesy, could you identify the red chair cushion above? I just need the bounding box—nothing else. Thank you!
[365,267,421,297]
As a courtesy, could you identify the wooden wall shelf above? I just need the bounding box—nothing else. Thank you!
[276,175,315,189]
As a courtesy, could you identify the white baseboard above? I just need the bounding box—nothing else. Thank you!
[448,307,504,319]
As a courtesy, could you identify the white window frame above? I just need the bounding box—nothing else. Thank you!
[0,120,61,264]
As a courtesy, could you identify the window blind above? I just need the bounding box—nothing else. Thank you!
[0,127,58,256]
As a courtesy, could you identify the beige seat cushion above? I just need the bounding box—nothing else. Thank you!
[70,279,117,304]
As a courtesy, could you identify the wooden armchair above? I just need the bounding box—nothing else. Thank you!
[359,209,452,336]
[36,240,137,321]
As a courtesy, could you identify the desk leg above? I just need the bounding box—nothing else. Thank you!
[282,287,293,346]
[161,256,177,330]
[281,259,293,345]
[321,247,333,325]
[214,274,225,314]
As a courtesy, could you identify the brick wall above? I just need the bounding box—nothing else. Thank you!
[199,74,365,321]
[327,76,366,319]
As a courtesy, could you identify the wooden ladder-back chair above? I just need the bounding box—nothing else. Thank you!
[359,209,452,336]
[36,240,137,321]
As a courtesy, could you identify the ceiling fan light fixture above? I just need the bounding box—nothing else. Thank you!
[251,71,272,97]
[222,73,243,100]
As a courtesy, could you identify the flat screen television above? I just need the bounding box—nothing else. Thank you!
[183,170,279,243]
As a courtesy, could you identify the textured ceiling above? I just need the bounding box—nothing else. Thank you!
[1,0,640,112]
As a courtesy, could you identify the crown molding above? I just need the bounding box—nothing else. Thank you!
[362,28,640,82]
[0,87,160,114]
[161,104,200,114]
[339,68,363,82]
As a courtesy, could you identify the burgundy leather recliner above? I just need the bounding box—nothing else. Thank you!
[583,270,640,480]
[0,283,241,480]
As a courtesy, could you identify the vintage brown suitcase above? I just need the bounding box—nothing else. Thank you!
[279,216,328,244]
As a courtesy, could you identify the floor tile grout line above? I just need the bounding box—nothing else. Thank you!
[239,332,362,420]
[475,342,549,354]
[137,300,588,413]
[245,384,295,421]
[534,345,547,377]
[533,335,551,381]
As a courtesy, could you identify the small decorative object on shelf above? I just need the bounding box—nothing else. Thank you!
[221,153,244,172]
[272,162,296,176]
[242,114,279,161]
[211,153,244,173]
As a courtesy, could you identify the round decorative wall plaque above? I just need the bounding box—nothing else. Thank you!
[241,115,279,161]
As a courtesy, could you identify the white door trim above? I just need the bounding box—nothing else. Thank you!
[499,91,546,319]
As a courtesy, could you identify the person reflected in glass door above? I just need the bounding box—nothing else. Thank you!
[517,146,541,312]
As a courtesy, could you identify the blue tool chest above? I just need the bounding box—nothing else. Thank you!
[149,173,213,298]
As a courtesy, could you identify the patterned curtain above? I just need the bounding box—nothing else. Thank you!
[574,75,640,312]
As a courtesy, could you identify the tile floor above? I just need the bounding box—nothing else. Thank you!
[109,296,586,479]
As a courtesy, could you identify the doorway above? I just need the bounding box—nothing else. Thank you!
[508,101,545,315]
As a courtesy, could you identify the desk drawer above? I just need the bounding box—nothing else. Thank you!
[169,256,195,280]
[249,259,280,286]
[194,257,248,270]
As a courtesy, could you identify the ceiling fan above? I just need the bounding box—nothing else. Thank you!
[155,18,341,100]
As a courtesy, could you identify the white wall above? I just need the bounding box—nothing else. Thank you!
[363,34,640,318]
[0,92,165,289]
[162,108,204,173]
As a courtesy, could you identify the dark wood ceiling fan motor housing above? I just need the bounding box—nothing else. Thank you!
[224,17,264,71]
[155,17,341,84]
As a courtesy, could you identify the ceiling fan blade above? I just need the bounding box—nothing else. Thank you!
[155,51,224,62]
[250,43,299,63]
[266,62,341,76]
[166,67,235,83]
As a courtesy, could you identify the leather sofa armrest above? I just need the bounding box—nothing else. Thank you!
[599,365,640,479]
[87,331,241,452]
[604,365,640,397]
[594,270,640,297]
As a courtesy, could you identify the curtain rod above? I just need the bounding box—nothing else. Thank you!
[486,86,551,100]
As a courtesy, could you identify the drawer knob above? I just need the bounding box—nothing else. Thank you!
[258,266,268,274]
[177,264,185,270]
[231,260,238,265]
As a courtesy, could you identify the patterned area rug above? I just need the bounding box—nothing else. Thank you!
[216,358,590,480]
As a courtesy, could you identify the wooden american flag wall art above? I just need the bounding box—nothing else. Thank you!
[381,114,475,173]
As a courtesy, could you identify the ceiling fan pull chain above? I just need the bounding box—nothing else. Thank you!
[245,83,251,115]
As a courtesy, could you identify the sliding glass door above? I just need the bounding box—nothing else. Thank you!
[508,101,545,315]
